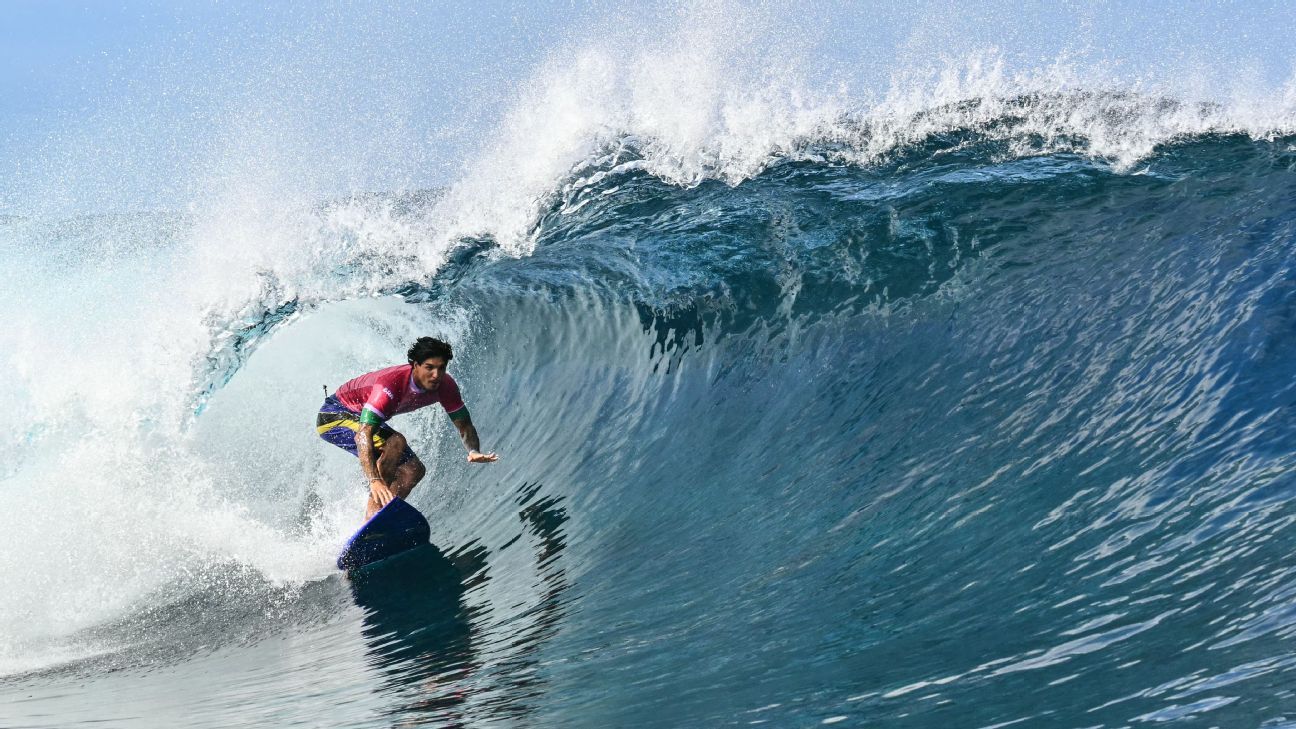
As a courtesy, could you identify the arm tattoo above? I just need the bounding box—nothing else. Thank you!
[356,426,382,480]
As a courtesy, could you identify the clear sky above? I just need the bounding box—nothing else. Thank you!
[1,1,602,213]
[2,1,1293,216]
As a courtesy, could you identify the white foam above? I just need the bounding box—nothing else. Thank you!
[0,202,463,675]
[432,6,1296,252]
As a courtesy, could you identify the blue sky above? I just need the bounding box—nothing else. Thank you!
[2,1,1293,216]
[1,1,603,213]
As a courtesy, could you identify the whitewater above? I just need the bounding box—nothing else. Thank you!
[3,3,1296,727]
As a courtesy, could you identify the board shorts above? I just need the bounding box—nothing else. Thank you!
[316,395,415,465]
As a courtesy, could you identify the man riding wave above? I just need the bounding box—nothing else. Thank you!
[317,337,498,519]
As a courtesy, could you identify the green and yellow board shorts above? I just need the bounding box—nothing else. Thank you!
[316,396,413,465]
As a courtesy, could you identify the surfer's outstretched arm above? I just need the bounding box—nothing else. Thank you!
[452,415,498,463]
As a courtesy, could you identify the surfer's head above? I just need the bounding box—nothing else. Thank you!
[408,337,454,390]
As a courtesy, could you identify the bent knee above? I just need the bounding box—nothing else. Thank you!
[401,456,426,483]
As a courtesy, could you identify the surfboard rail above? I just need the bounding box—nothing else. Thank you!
[336,497,432,571]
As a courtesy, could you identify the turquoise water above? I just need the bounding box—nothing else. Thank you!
[3,2,1296,720]
[4,127,1296,727]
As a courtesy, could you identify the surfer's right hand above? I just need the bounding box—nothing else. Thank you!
[369,479,395,506]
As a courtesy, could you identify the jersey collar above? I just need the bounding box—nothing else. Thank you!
[409,368,425,394]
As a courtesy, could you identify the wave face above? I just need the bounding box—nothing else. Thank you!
[5,116,1296,725]
[433,132,1296,727]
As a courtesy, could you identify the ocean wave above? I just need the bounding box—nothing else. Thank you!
[5,35,1296,727]
[435,42,1296,252]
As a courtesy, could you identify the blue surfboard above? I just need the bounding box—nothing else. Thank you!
[337,497,432,571]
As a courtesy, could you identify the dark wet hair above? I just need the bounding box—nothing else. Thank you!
[407,337,454,364]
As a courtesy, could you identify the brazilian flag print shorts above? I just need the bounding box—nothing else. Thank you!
[316,396,414,465]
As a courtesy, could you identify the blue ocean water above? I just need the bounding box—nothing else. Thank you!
[3,18,1296,719]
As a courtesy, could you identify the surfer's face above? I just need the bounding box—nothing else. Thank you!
[413,357,448,390]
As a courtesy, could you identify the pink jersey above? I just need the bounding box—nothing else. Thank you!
[333,364,466,423]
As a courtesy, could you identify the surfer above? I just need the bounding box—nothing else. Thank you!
[317,337,498,519]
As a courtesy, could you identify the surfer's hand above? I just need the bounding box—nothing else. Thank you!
[369,479,396,506]
[468,450,498,463]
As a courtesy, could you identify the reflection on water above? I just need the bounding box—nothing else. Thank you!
[349,481,570,727]
[483,481,572,723]
[350,545,474,726]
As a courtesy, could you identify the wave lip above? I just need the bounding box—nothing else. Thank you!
[435,41,1296,252]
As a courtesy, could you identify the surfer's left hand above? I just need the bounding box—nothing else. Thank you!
[468,450,499,463]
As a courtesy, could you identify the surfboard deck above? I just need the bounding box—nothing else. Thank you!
[336,497,431,571]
